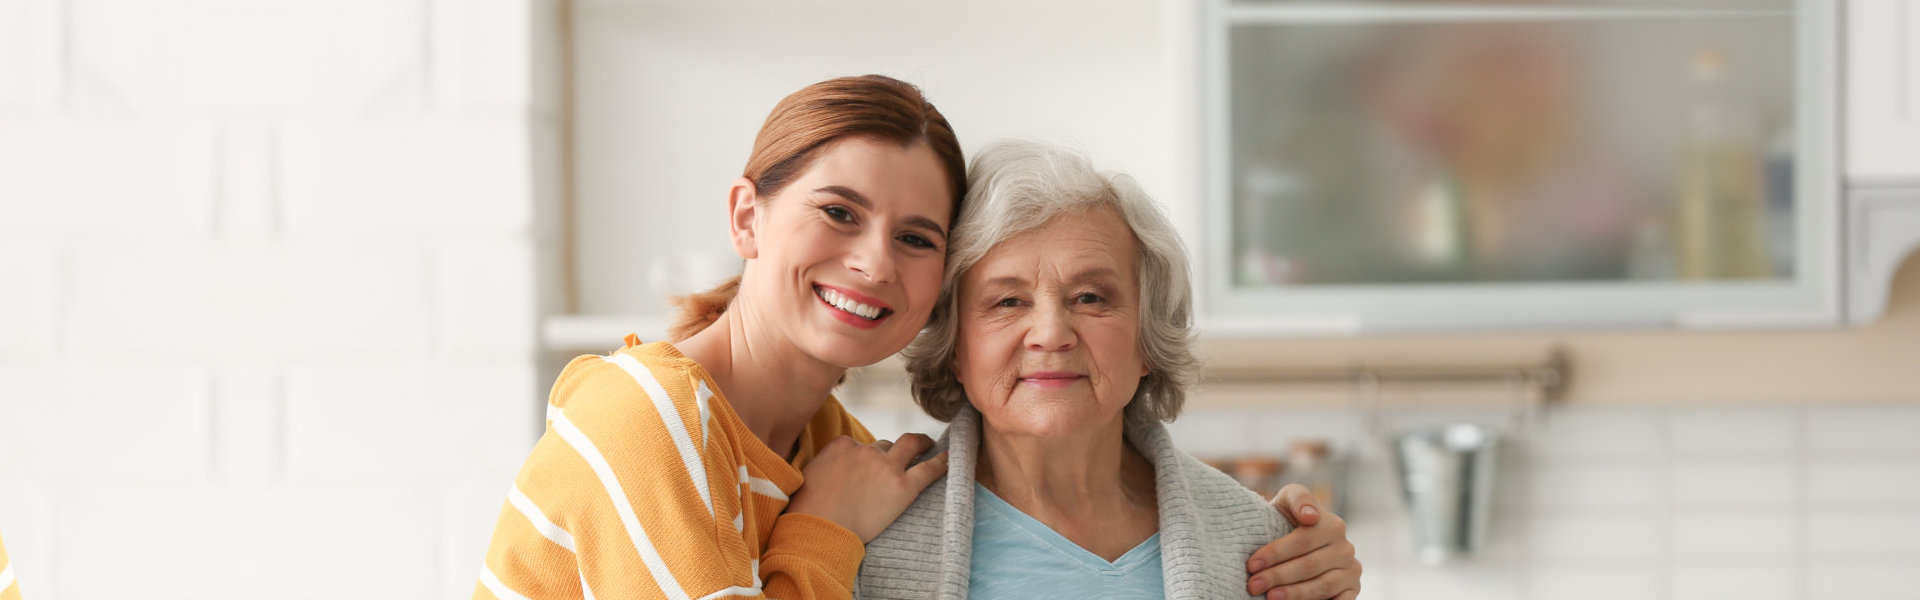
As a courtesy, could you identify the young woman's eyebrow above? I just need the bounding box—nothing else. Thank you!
[814,185,948,239]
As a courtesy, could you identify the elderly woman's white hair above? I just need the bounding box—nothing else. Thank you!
[905,139,1199,426]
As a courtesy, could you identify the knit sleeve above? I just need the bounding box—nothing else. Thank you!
[760,512,867,599]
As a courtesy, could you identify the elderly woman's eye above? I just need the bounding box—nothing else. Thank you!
[1074,293,1104,304]
[994,297,1021,308]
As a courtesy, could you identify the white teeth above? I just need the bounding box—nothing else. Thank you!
[817,288,882,320]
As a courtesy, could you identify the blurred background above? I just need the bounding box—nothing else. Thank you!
[2,0,1919,598]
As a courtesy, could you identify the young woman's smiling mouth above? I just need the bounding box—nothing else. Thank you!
[815,284,894,328]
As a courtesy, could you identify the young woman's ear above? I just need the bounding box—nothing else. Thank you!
[727,177,761,259]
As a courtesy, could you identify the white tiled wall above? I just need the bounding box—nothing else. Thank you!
[852,400,1920,600]
[0,1,559,598]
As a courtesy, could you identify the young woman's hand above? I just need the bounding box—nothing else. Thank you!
[1247,483,1362,600]
[787,433,950,542]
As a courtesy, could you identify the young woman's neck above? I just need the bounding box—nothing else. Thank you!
[675,302,846,461]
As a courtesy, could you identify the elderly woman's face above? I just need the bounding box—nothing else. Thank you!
[953,206,1147,440]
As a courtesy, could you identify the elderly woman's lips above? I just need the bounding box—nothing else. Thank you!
[1017,373,1085,388]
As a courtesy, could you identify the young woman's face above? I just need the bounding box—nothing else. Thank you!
[742,136,954,369]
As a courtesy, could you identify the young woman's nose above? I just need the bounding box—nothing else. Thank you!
[845,229,896,284]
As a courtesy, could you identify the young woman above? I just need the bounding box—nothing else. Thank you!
[476,74,965,600]
[475,75,1358,600]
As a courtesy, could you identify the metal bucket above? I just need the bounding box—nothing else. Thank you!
[1390,423,1498,565]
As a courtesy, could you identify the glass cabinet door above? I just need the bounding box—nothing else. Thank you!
[1201,0,1838,333]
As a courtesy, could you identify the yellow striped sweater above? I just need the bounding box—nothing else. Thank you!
[476,338,876,600]
[1,530,19,600]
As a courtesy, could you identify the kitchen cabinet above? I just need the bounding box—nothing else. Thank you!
[1843,0,1920,324]
[1846,0,1920,182]
[1196,0,1845,334]
[1847,188,1920,323]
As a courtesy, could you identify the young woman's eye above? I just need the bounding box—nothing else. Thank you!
[822,205,855,223]
[898,233,936,249]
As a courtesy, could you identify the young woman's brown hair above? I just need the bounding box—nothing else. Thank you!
[667,74,966,341]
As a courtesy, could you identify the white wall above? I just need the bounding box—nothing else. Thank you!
[0,1,559,597]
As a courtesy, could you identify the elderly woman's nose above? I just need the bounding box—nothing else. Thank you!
[1023,304,1078,351]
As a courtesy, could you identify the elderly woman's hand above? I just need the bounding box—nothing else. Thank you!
[1246,484,1361,600]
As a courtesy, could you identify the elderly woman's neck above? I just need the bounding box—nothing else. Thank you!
[976,419,1159,550]
[676,310,846,460]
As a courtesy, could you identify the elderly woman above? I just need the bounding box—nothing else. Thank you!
[857,141,1360,599]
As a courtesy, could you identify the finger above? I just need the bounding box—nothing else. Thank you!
[1250,542,1352,592]
[872,439,895,452]
[1269,483,1321,527]
[1247,528,1333,578]
[903,450,950,488]
[1332,590,1359,600]
[1266,568,1354,600]
[821,435,859,452]
[888,432,936,464]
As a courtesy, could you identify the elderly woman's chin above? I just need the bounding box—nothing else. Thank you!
[977,388,1134,440]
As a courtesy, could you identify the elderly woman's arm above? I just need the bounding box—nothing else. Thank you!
[1246,484,1362,600]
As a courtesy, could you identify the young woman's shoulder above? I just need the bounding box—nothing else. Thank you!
[545,343,724,454]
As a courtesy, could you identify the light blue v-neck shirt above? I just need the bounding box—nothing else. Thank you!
[966,483,1164,599]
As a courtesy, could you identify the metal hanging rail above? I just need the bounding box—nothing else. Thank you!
[1204,347,1572,405]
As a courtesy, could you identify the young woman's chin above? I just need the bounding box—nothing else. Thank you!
[798,327,912,370]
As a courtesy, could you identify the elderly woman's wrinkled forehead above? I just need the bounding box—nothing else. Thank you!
[956,205,1138,287]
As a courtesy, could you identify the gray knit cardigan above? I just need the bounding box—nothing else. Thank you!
[856,406,1290,599]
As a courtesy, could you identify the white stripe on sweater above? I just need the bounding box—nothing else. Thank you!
[696,379,715,452]
[604,354,714,516]
[740,465,788,502]
[478,565,533,600]
[694,586,766,600]
[508,483,575,552]
[552,407,692,600]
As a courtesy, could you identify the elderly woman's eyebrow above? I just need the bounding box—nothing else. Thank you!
[974,268,1121,293]
[1067,266,1123,286]
[813,185,949,240]
[975,275,1027,291]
